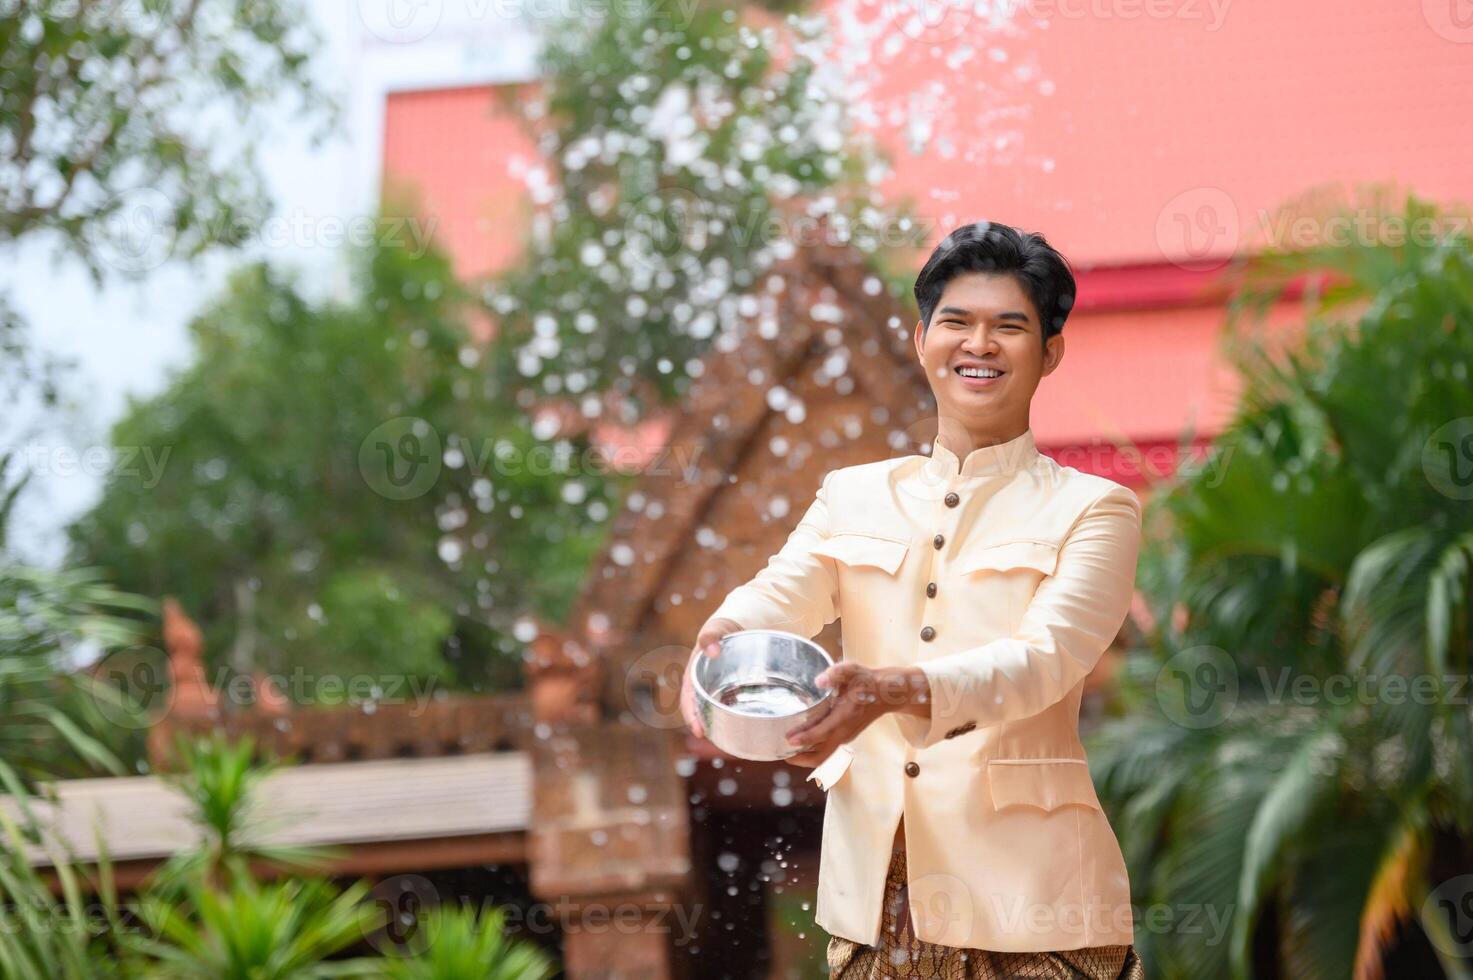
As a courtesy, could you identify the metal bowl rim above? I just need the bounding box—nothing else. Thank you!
[692,628,836,718]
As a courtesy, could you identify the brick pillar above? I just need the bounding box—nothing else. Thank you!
[524,621,604,727]
[147,596,219,771]
[528,720,695,980]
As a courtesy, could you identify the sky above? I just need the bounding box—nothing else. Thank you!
[6,0,542,564]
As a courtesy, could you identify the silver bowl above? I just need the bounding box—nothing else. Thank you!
[692,629,835,761]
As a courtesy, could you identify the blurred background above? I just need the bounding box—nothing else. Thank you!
[3,0,1472,976]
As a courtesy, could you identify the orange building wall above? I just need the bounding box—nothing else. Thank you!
[377,4,1470,469]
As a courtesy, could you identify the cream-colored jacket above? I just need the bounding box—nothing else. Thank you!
[708,427,1142,951]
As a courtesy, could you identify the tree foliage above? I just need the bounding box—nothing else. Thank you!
[0,0,334,283]
[485,0,922,423]
[69,231,625,693]
[1088,191,1473,980]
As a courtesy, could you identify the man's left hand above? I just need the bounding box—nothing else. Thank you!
[783,662,891,767]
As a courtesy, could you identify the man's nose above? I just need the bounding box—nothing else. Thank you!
[962,326,999,354]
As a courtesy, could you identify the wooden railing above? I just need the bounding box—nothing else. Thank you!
[152,690,536,766]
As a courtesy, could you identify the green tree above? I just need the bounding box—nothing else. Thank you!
[68,231,623,693]
[0,0,334,283]
[486,0,922,423]
[1087,192,1473,980]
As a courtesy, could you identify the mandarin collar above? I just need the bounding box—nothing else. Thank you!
[923,426,1041,481]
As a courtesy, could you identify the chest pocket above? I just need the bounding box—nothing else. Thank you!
[955,537,1061,626]
[811,531,910,575]
[956,538,1060,577]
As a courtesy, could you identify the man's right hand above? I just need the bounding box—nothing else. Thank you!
[680,617,744,740]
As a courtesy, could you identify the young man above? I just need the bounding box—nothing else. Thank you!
[680,221,1146,978]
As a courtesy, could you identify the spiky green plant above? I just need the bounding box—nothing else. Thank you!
[0,806,127,980]
[146,731,340,897]
[1089,190,1473,980]
[378,902,556,980]
[0,564,154,792]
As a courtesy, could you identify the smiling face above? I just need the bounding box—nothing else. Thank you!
[912,271,1065,443]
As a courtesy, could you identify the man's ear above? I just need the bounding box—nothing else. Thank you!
[912,318,926,363]
[1041,332,1065,377]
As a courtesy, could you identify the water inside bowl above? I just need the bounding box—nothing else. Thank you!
[713,678,822,717]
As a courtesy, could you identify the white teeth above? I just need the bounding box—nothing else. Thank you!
[956,367,1002,379]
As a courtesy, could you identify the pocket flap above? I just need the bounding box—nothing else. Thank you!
[805,744,854,792]
[811,532,909,574]
[988,758,1102,811]
[958,539,1060,576]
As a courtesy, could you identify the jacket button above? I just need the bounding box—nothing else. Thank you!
[920,626,935,641]
[925,582,937,598]
[933,533,944,549]
[905,762,920,777]
[944,492,959,507]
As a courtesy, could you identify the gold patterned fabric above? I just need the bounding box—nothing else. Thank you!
[825,846,1146,979]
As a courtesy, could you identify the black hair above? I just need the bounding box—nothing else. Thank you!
[913,221,1076,343]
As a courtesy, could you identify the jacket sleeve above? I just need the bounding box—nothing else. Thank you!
[705,470,841,639]
[892,484,1143,751]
